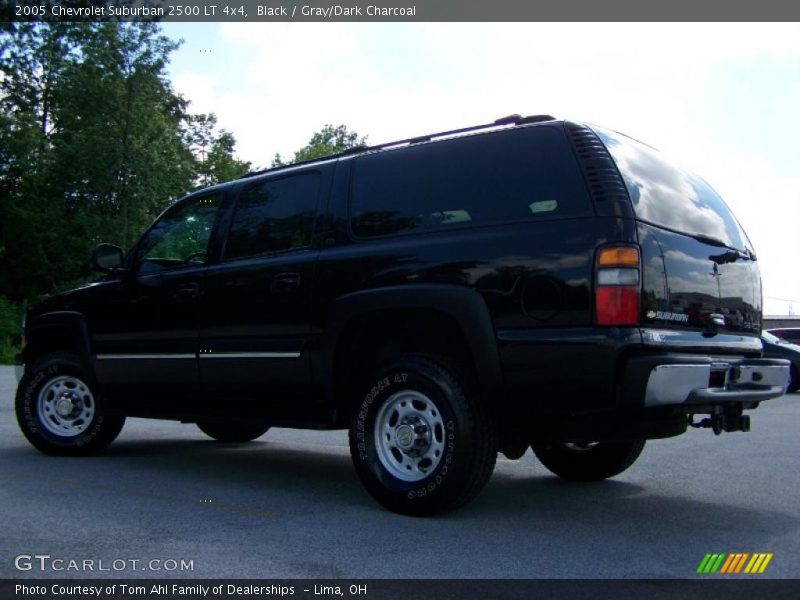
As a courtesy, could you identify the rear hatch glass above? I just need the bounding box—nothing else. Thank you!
[593,126,761,335]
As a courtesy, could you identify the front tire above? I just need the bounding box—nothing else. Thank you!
[15,353,125,456]
[532,439,645,482]
[349,354,496,516]
[196,422,270,443]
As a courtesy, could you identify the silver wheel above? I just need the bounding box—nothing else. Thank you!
[36,375,96,437]
[562,441,600,452]
[374,390,445,482]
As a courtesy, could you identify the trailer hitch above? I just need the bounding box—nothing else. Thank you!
[689,405,751,435]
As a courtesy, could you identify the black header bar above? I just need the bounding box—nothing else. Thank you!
[4,0,800,22]
[3,579,800,600]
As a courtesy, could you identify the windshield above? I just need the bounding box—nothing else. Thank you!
[762,331,781,344]
[593,126,752,252]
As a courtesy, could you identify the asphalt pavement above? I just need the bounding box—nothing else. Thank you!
[1,366,798,579]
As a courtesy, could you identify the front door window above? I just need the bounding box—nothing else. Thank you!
[137,194,221,275]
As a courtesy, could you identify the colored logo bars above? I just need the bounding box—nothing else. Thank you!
[697,553,773,574]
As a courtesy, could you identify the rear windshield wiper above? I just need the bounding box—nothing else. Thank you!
[689,232,757,262]
[689,232,729,248]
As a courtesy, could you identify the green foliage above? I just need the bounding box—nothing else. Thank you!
[272,124,366,167]
[0,296,23,364]
[0,22,249,306]
[186,113,251,186]
[0,23,362,349]
[47,23,195,251]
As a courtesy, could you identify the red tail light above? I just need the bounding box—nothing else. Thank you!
[595,246,640,325]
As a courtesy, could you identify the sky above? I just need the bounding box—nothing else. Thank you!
[161,22,800,316]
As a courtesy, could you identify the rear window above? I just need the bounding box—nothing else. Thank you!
[594,127,750,251]
[225,173,320,259]
[349,125,592,238]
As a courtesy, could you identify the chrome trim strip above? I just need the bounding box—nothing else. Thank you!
[96,354,196,360]
[96,351,301,360]
[199,352,301,359]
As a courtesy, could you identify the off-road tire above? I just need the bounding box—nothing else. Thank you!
[349,354,496,516]
[532,439,645,482]
[15,353,125,456]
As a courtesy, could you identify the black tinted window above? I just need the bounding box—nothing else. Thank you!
[138,194,220,275]
[775,329,800,341]
[595,127,750,251]
[226,173,320,259]
[350,125,591,238]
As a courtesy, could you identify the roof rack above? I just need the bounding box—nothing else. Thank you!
[366,113,556,152]
[238,114,556,180]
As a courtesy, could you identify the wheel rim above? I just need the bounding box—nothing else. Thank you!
[562,441,600,452]
[374,390,445,482]
[36,375,96,437]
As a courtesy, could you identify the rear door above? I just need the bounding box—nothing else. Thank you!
[198,168,329,403]
[594,127,761,336]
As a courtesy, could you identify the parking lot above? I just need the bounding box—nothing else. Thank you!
[1,366,798,579]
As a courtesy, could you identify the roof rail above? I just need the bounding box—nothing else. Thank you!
[367,113,556,152]
[237,114,556,180]
[237,151,341,180]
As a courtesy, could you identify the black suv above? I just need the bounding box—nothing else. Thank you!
[15,115,790,515]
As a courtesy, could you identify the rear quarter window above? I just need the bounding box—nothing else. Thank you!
[349,125,592,238]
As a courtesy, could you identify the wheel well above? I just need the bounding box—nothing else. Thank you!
[25,326,82,365]
[332,309,476,425]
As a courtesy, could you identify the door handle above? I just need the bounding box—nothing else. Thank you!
[271,273,301,293]
[173,283,200,301]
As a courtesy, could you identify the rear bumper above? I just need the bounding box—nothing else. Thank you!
[623,356,790,409]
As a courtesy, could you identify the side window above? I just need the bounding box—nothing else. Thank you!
[350,125,591,238]
[225,173,321,259]
[137,194,220,275]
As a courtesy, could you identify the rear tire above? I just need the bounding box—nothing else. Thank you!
[197,422,270,443]
[15,353,125,456]
[349,354,496,516]
[532,439,645,482]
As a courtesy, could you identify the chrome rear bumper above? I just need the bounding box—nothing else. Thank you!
[644,359,789,407]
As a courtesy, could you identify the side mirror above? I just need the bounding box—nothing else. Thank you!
[91,243,124,272]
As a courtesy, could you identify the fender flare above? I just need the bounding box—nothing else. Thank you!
[320,284,504,408]
[24,311,92,367]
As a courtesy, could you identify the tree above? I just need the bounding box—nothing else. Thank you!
[49,22,196,251]
[0,22,253,362]
[0,23,80,299]
[185,113,251,186]
[0,22,248,305]
[272,124,366,167]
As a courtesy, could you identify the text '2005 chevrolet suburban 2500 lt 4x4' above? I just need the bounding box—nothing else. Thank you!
[14,115,790,515]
